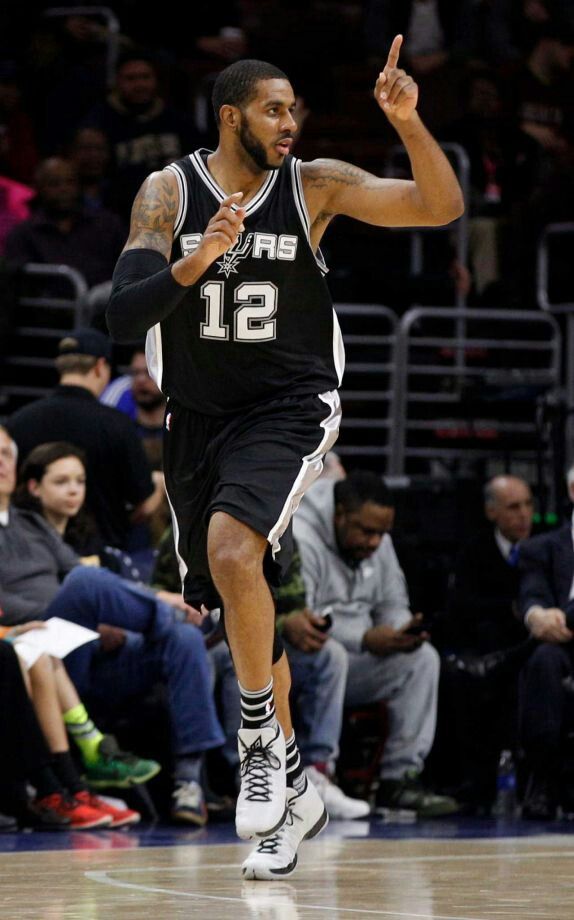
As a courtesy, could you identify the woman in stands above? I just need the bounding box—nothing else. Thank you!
[8,442,163,827]
[14,441,101,560]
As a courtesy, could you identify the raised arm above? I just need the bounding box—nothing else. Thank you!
[301,35,464,247]
[107,170,246,343]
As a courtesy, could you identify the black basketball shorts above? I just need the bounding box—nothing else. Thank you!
[163,390,341,612]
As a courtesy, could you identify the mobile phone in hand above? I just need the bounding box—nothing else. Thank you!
[404,619,430,637]
[316,613,332,633]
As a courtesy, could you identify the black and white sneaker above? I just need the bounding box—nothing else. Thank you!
[236,723,287,840]
[242,777,328,879]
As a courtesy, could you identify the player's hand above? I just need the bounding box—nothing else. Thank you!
[196,192,247,265]
[282,608,328,653]
[374,35,418,122]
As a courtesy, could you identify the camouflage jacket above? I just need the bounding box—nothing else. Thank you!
[152,526,307,629]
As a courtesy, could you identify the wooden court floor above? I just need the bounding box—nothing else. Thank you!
[2,832,574,919]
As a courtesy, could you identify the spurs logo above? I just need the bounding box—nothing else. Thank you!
[180,231,298,262]
[216,232,254,278]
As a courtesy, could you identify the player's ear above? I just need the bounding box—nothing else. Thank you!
[220,104,240,130]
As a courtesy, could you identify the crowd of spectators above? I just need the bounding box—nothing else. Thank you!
[1,0,574,833]
[0,0,572,308]
[4,349,574,827]
[2,325,574,828]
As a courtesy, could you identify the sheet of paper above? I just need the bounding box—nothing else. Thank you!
[13,642,45,670]
[13,617,99,670]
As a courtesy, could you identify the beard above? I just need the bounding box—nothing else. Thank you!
[239,117,278,172]
[135,391,165,411]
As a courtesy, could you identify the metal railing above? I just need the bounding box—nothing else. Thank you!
[334,303,398,470]
[3,264,89,410]
[389,307,562,479]
[536,222,574,314]
[385,142,470,309]
[537,222,574,448]
[20,263,89,322]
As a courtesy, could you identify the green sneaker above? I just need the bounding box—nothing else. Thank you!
[83,735,161,788]
[376,770,460,818]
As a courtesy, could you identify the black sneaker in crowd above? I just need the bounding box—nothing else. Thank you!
[376,770,460,818]
[522,773,557,821]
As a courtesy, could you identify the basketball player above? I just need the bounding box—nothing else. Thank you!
[107,36,463,879]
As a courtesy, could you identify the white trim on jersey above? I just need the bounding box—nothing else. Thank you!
[145,324,164,391]
[291,158,329,275]
[190,150,222,201]
[332,309,345,386]
[291,158,310,236]
[189,149,279,215]
[266,390,341,559]
[165,162,188,237]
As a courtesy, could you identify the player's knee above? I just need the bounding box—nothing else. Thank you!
[208,537,262,587]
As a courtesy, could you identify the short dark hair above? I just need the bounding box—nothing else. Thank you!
[334,470,394,513]
[212,59,289,124]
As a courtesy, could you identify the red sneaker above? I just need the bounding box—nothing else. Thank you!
[75,791,141,829]
[37,793,112,830]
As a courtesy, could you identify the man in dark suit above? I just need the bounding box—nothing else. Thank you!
[450,475,533,655]
[443,475,533,810]
[518,480,574,819]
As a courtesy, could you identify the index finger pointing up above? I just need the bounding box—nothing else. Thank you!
[386,34,403,70]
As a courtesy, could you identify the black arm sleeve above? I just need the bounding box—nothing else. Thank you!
[106,248,189,343]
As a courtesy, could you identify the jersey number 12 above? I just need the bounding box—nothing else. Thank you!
[200,280,278,342]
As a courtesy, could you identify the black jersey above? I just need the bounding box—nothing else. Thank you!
[145,149,344,415]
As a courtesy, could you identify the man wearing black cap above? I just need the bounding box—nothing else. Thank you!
[7,328,163,549]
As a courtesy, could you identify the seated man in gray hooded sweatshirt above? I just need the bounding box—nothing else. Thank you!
[293,469,458,816]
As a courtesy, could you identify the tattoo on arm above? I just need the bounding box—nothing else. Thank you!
[305,159,380,192]
[124,171,178,258]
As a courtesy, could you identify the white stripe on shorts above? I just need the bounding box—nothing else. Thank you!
[164,484,188,592]
[267,390,341,559]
